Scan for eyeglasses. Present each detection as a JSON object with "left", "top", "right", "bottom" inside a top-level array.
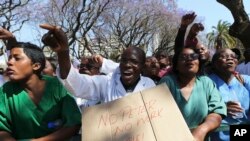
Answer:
[
  {"left": 179, "top": 53, "right": 199, "bottom": 61},
  {"left": 219, "top": 54, "right": 238, "bottom": 60}
]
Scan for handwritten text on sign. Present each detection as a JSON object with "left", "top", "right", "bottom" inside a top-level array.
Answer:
[{"left": 97, "top": 99, "right": 163, "bottom": 139}]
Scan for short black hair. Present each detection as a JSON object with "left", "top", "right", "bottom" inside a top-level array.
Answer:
[{"left": 12, "top": 42, "right": 46, "bottom": 78}]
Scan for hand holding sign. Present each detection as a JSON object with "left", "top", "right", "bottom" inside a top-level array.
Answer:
[{"left": 40, "top": 24, "right": 69, "bottom": 52}]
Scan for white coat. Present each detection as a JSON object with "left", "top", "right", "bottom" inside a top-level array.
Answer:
[{"left": 56, "top": 61, "right": 155, "bottom": 103}]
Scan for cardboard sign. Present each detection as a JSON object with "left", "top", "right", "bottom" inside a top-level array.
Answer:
[{"left": 82, "top": 84, "right": 194, "bottom": 141}]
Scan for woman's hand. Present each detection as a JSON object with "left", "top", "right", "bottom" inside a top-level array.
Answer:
[
  {"left": 226, "top": 101, "right": 244, "bottom": 116},
  {"left": 191, "top": 113, "right": 222, "bottom": 141},
  {"left": 191, "top": 127, "right": 207, "bottom": 141},
  {"left": 181, "top": 12, "right": 197, "bottom": 27}
]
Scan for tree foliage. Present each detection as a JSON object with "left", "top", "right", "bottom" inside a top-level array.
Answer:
[
  {"left": 206, "top": 20, "right": 237, "bottom": 49},
  {"left": 0, "top": 0, "right": 32, "bottom": 31},
  {"left": 1, "top": 0, "right": 180, "bottom": 59},
  {"left": 92, "top": 0, "right": 180, "bottom": 57},
  {"left": 30, "top": 0, "right": 111, "bottom": 58},
  {"left": 216, "top": 0, "right": 250, "bottom": 49},
  {"left": 0, "top": 0, "right": 33, "bottom": 48}
]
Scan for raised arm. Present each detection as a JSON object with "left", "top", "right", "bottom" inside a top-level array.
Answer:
[
  {"left": 40, "top": 24, "right": 106, "bottom": 100},
  {"left": 174, "top": 12, "right": 196, "bottom": 53},
  {"left": 40, "top": 24, "right": 70, "bottom": 79}
]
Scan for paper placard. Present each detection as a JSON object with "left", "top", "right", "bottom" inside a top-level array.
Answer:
[{"left": 82, "top": 84, "right": 194, "bottom": 141}]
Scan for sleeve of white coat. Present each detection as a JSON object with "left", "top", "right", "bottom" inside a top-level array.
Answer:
[
  {"left": 56, "top": 64, "right": 106, "bottom": 101},
  {"left": 100, "top": 58, "right": 119, "bottom": 74}
]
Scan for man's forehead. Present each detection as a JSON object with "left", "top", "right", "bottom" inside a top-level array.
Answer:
[
  {"left": 122, "top": 50, "right": 140, "bottom": 57},
  {"left": 196, "top": 44, "right": 207, "bottom": 50},
  {"left": 121, "top": 54, "right": 139, "bottom": 60},
  {"left": 197, "top": 43, "right": 205, "bottom": 47}
]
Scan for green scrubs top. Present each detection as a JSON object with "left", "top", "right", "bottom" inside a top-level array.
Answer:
[
  {"left": 0, "top": 75, "right": 81, "bottom": 139},
  {"left": 159, "top": 75, "right": 226, "bottom": 129}
]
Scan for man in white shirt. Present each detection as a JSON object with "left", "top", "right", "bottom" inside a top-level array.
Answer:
[{"left": 40, "top": 24, "right": 155, "bottom": 103}]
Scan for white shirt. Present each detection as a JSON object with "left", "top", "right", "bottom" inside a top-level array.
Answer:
[
  {"left": 56, "top": 64, "right": 155, "bottom": 103},
  {"left": 236, "top": 61, "right": 250, "bottom": 75}
]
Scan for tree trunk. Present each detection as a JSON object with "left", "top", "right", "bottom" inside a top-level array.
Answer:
[{"left": 217, "top": 0, "right": 250, "bottom": 49}]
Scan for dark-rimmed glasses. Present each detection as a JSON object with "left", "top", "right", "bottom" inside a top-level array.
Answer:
[{"left": 179, "top": 53, "right": 199, "bottom": 61}]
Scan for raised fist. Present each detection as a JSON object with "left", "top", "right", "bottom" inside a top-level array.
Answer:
[{"left": 181, "top": 12, "right": 197, "bottom": 27}]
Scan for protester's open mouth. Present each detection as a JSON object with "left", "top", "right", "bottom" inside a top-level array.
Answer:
[
  {"left": 226, "top": 62, "right": 235, "bottom": 67},
  {"left": 122, "top": 71, "right": 133, "bottom": 78},
  {"left": 227, "top": 60, "right": 235, "bottom": 65}
]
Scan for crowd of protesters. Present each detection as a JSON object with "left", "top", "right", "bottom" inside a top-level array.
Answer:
[{"left": 0, "top": 11, "right": 249, "bottom": 141}]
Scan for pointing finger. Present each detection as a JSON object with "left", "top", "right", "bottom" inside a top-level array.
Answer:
[{"left": 39, "top": 24, "right": 56, "bottom": 31}]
